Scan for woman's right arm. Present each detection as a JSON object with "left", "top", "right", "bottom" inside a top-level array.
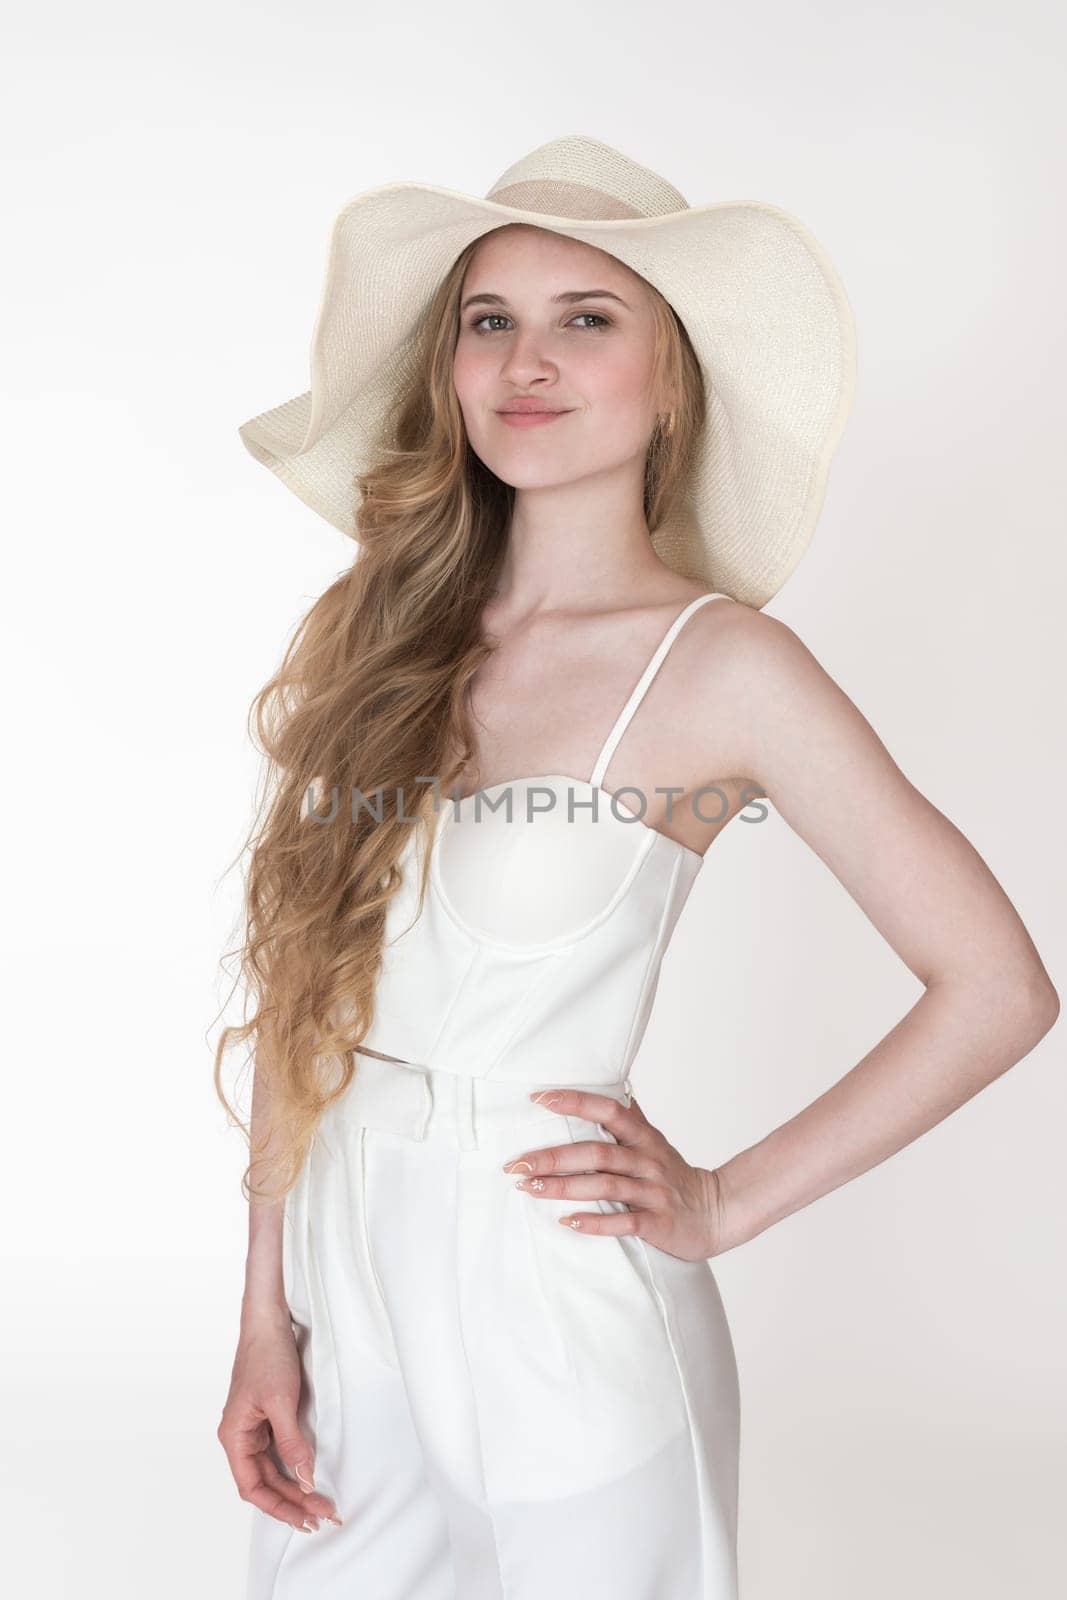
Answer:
[
  {"left": 216, "top": 1060, "right": 342, "bottom": 1534},
  {"left": 240, "top": 1060, "right": 293, "bottom": 1332}
]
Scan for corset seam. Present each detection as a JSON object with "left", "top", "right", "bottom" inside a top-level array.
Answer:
[{"left": 617, "top": 846, "right": 686, "bottom": 1072}]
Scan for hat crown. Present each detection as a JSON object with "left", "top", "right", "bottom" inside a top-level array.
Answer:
[{"left": 485, "top": 134, "right": 689, "bottom": 222}]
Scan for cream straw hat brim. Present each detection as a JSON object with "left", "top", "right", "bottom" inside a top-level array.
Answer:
[{"left": 238, "top": 134, "right": 857, "bottom": 609}]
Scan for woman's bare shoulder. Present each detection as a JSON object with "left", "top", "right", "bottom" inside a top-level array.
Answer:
[{"left": 685, "top": 596, "right": 837, "bottom": 717}]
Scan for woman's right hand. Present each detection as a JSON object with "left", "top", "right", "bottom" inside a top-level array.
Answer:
[{"left": 217, "top": 1313, "right": 342, "bottom": 1532}]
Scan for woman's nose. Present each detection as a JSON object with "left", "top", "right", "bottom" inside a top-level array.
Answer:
[{"left": 497, "top": 331, "right": 559, "bottom": 385}]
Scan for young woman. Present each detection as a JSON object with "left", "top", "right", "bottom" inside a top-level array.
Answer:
[{"left": 216, "top": 135, "right": 1059, "bottom": 1599}]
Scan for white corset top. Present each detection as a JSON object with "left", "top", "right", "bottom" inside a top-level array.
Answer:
[{"left": 358, "top": 592, "right": 732, "bottom": 1084}]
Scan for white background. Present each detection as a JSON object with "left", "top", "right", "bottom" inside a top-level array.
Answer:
[{"left": 2, "top": 1, "right": 1064, "bottom": 1594}]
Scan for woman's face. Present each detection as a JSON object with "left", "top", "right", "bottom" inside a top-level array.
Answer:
[{"left": 452, "top": 225, "right": 662, "bottom": 492}]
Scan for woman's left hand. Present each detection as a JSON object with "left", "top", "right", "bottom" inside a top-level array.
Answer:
[{"left": 503, "top": 1087, "right": 725, "bottom": 1262}]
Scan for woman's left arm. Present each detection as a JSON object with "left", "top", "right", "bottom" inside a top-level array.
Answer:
[{"left": 709, "top": 608, "right": 1060, "bottom": 1254}]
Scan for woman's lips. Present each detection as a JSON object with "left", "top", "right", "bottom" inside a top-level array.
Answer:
[{"left": 496, "top": 409, "right": 573, "bottom": 428}]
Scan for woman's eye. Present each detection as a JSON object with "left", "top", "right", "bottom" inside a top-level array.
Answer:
[{"left": 468, "top": 312, "right": 611, "bottom": 334}]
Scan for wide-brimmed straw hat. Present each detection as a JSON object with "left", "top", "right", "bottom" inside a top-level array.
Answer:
[{"left": 238, "top": 133, "right": 856, "bottom": 609}]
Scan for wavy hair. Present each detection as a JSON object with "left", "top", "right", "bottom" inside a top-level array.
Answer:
[{"left": 213, "top": 224, "right": 707, "bottom": 1201}]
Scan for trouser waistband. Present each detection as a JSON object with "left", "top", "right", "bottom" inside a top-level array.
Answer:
[{"left": 325, "top": 1052, "right": 634, "bottom": 1153}]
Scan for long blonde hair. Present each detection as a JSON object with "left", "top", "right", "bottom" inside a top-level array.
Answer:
[{"left": 213, "top": 225, "right": 707, "bottom": 1200}]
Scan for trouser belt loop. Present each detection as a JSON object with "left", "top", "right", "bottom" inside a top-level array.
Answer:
[{"left": 414, "top": 1066, "right": 433, "bottom": 1139}]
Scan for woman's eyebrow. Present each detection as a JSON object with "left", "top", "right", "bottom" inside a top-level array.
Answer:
[{"left": 460, "top": 288, "right": 631, "bottom": 311}]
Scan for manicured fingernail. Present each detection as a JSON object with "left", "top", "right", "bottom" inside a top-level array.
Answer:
[
  {"left": 299, "top": 1517, "right": 318, "bottom": 1533},
  {"left": 531, "top": 1091, "right": 563, "bottom": 1106},
  {"left": 503, "top": 1159, "right": 534, "bottom": 1173},
  {"left": 294, "top": 1461, "right": 314, "bottom": 1492},
  {"left": 560, "top": 1215, "right": 582, "bottom": 1228},
  {"left": 325, "top": 1515, "right": 343, "bottom": 1527}
]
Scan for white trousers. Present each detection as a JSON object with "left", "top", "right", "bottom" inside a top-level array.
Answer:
[{"left": 246, "top": 1056, "right": 741, "bottom": 1599}]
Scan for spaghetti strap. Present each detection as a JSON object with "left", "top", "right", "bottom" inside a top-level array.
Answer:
[{"left": 589, "top": 592, "right": 730, "bottom": 789}]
